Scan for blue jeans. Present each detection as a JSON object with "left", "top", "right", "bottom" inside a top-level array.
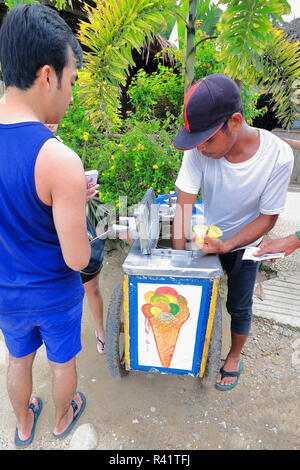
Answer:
[{"left": 219, "top": 250, "right": 260, "bottom": 335}]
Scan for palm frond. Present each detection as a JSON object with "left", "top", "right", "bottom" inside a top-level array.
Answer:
[
  {"left": 257, "top": 29, "right": 300, "bottom": 129},
  {"left": 196, "top": 0, "right": 221, "bottom": 36},
  {"left": 77, "top": 0, "right": 178, "bottom": 131},
  {"left": 217, "top": 0, "right": 290, "bottom": 79},
  {"left": 4, "top": 0, "right": 73, "bottom": 8},
  {"left": 215, "top": 1, "right": 298, "bottom": 129}
]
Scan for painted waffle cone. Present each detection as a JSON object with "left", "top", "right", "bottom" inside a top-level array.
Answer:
[{"left": 148, "top": 303, "right": 190, "bottom": 368}]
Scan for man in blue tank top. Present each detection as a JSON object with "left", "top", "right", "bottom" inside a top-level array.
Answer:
[{"left": 0, "top": 4, "right": 91, "bottom": 446}]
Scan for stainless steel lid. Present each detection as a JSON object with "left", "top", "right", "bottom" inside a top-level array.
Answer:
[{"left": 123, "top": 240, "right": 223, "bottom": 279}]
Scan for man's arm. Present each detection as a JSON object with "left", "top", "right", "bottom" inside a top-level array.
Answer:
[
  {"left": 197, "top": 213, "right": 278, "bottom": 254},
  {"left": 35, "top": 138, "right": 91, "bottom": 271},
  {"left": 280, "top": 137, "right": 300, "bottom": 151},
  {"left": 172, "top": 190, "right": 197, "bottom": 250},
  {"left": 256, "top": 233, "right": 300, "bottom": 257}
]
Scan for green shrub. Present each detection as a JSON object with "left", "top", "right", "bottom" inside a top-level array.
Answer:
[
  {"left": 128, "top": 65, "right": 183, "bottom": 122},
  {"left": 57, "top": 86, "right": 182, "bottom": 209},
  {"left": 128, "top": 29, "right": 266, "bottom": 125},
  {"left": 57, "top": 82, "right": 101, "bottom": 169},
  {"left": 57, "top": 39, "right": 266, "bottom": 214},
  {"left": 94, "top": 118, "right": 182, "bottom": 209}
]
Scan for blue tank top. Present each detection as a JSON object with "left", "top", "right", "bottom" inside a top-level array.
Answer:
[{"left": 0, "top": 122, "right": 84, "bottom": 314}]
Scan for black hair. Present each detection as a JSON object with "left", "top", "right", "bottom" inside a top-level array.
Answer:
[
  {"left": 221, "top": 108, "right": 244, "bottom": 132},
  {"left": 0, "top": 3, "right": 83, "bottom": 89}
]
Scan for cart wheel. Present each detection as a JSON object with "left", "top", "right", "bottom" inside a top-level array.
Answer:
[
  {"left": 106, "top": 282, "right": 128, "bottom": 378},
  {"left": 201, "top": 294, "right": 222, "bottom": 386}
]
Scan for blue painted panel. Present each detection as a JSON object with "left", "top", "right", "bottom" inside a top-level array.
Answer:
[{"left": 127, "top": 275, "right": 213, "bottom": 376}]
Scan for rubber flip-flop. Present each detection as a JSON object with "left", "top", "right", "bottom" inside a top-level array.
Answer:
[
  {"left": 15, "top": 397, "right": 43, "bottom": 448},
  {"left": 215, "top": 362, "right": 244, "bottom": 391},
  {"left": 95, "top": 331, "right": 106, "bottom": 354},
  {"left": 53, "top": 392, "right": 86, "bottom": 439}
]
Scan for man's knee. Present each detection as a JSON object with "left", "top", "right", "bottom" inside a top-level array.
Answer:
[
  {"left": 49, "top": 356, "right": 77, "bottom": 376},
  {"left": 8, "top": 351, "right": 36, "bottom": 371},
  {"left": 228, "top": 308, "right": 252, "bottom": 335}
]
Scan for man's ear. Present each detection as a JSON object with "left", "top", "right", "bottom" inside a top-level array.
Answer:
[
  {"left": 36, "top": 65, "right": 53, "bottom": 90},
  {"left": 228, "top": 112, "right": 243, "bottom": 132}
]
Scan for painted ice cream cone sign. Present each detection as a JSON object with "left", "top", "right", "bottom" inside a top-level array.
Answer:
[
  {"left": 141, "top": 286, "right": 190, "bottom": 368},
  {"left": 193, "top": 225, "right": 223, "bottom": 244}
]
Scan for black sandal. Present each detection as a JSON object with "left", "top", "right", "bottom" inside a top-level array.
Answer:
[{"left": 95, "top": 331, "right": 106, "bottom": 354}]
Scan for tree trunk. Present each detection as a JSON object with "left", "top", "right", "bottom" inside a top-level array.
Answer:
[{"left": 184, "top": 0, "right": 198, "bottom": 94}]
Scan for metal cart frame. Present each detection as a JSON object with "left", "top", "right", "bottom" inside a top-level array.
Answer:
[{"left": 106, "top": 189, "right": 223, "bottom": 385}]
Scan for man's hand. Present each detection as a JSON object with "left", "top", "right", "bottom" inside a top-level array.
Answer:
[
  {"left": 192, "top": 233, "right": 229, "bottom": 254},
  {"left": 86, "top": 179, "right": 99, "bottom": 203},
  {"left": 256, "top": 234, "right": 300, "bottom": 258},
  {"left": 195, "top": 213, "right": 278, "bottom": 255}
]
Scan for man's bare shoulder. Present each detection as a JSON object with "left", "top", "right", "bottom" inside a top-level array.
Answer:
[
  {"left": 38, "top": 137, "right": 82, "bottom": 169},
  {"left": 35, "top": 137, "right": 85, "bottom": 203}
]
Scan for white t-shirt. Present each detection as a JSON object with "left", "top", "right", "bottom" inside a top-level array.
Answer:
[{"left": 175, "top": 128, "right": 294, "bottom": 248}]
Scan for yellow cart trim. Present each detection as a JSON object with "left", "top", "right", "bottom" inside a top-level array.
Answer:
[
  {"left": 123, "top": 275, "right": 130, "bottom": 369},
  {"left": 199, "top": 279, "right": 219, "bottom": 377}
]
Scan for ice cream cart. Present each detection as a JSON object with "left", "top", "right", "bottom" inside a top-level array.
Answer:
[{"left": 106, "top": 189, "right": 224, "bottom": 384}]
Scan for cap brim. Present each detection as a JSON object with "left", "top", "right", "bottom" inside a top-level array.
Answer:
[{"left": 173, "top": 122, "right": 224, "bottom": 151}]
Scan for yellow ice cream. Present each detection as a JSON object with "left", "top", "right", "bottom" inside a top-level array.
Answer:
[{"left": 193, "top": 225, "right": 223, "bottom": 244}]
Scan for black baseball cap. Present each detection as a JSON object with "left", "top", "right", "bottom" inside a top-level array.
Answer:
[{"left": 174, "top": 73, "right": 242, "bottom": 150}]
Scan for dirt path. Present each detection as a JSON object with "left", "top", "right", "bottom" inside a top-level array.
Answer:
[{"left": 0, "top": 248, "right": 299, "bottom": 451}]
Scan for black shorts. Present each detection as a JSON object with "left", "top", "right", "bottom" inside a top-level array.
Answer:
[
  {"left": 80, "top": 263, "right": 103, "bottom": 284},
  {"left": 80, "top": 217, "right": 106, "bottom": 284}
]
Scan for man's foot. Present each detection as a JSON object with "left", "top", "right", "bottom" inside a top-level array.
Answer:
[
  {"left": 215, "top": 360, "right": 244, "bottom": 391},
  {"left": 53, "top": 392, "right": 86, "bottom": 439},
  {"left": 216, "top": 356, "right": 242, "bottom": 387},
  {"left": 95, "top": 330, "right": 106, "bottom": 354},
  {"left": 15, "top": 397, "right": 43, "bottom": 447}
]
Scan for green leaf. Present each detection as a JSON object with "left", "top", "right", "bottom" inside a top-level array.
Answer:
[{"left": 78, "top": 0, "right": 177, "bottom": 130}]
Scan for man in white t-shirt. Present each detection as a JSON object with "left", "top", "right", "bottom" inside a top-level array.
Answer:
[{"left": 172, "top": 73, "right": 294, "bottom": 391}]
